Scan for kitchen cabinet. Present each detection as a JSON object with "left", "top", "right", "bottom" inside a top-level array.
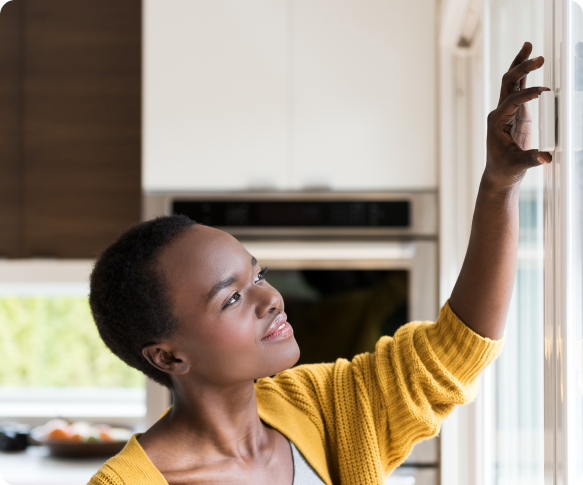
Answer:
[
  {"left": 291, "top": 0, "right": 437, "bottom": 190},
  {"left": 143, "top": 0, "right": 437, "bottom": 192},
  {"left": 143, "top": 0, "right": 288, "bottom": 191},
  {"left": 0, "top": 0, "right": 141, "bottom": 258},
  {"left": 0, "top": 2, "right": 20, "bottom": 257}
]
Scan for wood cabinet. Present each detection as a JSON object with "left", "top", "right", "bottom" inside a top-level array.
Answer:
[
  {"left": 0, "top": 0, "right": 141, "bottom": 258},
  {"left": 143, "top": 0, "right": 437, "bottom": 192},
  {"left": 0, "top": 2, "right": 20, "bottom": 256}
]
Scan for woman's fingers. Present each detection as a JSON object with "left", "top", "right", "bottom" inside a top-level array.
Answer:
[
  {"left": 498, "top": 56, "right": 544, "bottom": 106},
  {"left": 521, "top": 148, "right": 553, "bottom": 168},
  {"left": 508, "top": 42, "right": 533, "bottom": 70},
  {"left": 501, "top": 145, "right": 553, "bottom": 171},
  {"left": 494, "top": 87, "right": 550, "bottom": 122},
  {"left": 538, "top": 151, "right": 553, "bottom": 164}
]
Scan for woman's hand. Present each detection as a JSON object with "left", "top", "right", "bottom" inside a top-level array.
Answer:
[{"left": 485, "top": 42, "right": 552, "bottom": 192}]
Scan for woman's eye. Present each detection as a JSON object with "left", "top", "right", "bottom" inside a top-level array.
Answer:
[
  {"left": 225, "top": 292, "right": 240, "bottom": 307},
  {"left": 255, "top": 267, "right": 268, "bottom": 283}
]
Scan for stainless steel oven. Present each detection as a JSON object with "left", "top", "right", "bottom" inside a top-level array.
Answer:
[{"left": 143, "top": 190, "right": 439, "bottom": 482}]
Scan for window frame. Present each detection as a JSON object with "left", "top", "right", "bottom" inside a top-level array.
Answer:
[
  {"left": 542, "top": 0, "right": 583, "bottom": 482},
  {"left": 439, "top": 0, "right": 494, "bottom": 484}
]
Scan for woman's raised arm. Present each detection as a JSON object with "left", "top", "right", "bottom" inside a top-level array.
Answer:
[{"left": 448, "top": 42, "right": 552, "bottom": 340}]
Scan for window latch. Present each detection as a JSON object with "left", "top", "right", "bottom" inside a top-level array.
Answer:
[{"left": 539, "top": 90, "right": 556, "bottom": 152}]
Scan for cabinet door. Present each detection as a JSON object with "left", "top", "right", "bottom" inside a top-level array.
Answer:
[
  {"left": 20, "top": 0, "right": 141, "bottom": 258},
  {"left": 0, "top": 2, "right": 20, "bottom": 257},
  {"left": 143, "top": 0, "right": 288, "bottom": 191},
  {"left": 292, "top": 0, "right": 437, "bottom": 190}
]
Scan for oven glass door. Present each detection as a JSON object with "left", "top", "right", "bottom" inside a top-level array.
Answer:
[{"left": 267, "top": 267, "right": 408, "bottom": 365}]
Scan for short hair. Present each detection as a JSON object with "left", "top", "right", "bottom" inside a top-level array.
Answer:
[{"left": 89, "top": 215, "right": 197, "bottom": 389}]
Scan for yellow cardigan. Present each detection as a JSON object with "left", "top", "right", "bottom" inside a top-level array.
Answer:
[{"left": 88, "top": 301, "right": 503, "bottom": 485}]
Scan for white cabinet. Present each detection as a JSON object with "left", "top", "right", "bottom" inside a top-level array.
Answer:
[
  {"left": 143, "top": 0, "right": 437, "bottom": 192},
  {"left": 143, "top": 0, "right": 288, "bottom": 191},
  {"left": 292, "top": 0, "right": 437, "bottom": 190}
]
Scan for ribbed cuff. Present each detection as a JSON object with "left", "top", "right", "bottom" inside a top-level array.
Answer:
[{"left": 426, "top": 300, "right": 504, "bottom": 386}]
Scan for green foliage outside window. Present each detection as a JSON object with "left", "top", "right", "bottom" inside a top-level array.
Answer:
[{"left": 0, "top": 297, "right": 144, "bottom": 388}]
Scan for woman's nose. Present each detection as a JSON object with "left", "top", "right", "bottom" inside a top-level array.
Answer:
[{"left": 254, "top": 285, "right": 281, "bottom": 318}]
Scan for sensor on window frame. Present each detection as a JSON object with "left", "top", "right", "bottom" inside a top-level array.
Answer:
[{"left": 539, "top": 90, "right": 556, "bottom": 152}]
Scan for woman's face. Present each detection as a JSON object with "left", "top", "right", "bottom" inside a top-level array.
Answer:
[{"left": 154, "top": 224, "right": 300, "bottom": 386}]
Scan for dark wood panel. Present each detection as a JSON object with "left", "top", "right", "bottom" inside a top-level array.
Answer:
[
  {"left": 0, "top": 1, "right": 21, "bottom": 257},
  {"left": 22, "top": 0, "right": 141, "bottom": 257}
]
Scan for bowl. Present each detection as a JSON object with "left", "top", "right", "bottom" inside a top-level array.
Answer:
[{"left": 30, "top": 425, "right": 132, "bottom": 458}]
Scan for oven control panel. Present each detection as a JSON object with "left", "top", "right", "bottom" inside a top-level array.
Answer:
[{"left": 172, "top": 200, "right": 410, "bottom": 227}]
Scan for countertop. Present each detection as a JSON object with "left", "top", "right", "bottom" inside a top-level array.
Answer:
[{"left": 0, "top": 446, "right": 105, "bottom": 485}]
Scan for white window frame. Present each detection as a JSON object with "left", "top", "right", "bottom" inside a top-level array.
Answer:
[
  {"left": 439, "top": 0, "right": 494, "bottom": 484},
  {"left": 543, "top": 0, "right": 581, "bottom": 482}
]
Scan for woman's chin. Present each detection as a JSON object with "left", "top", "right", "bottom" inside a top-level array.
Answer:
[{"left": 259, "top": 340, "right": 301, "bottom": 378}]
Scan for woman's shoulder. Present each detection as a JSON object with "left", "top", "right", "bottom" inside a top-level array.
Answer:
[{"left": 87, "top": 434, "right": 168, "bottom": 485}]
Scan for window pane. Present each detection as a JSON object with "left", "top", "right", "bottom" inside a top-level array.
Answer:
[
  {"left": 489, "top": 0, "right": 544, "bottom": 483},
  {"left": 0, "top": 296, "right": 143, "bottom": 388},
  {"left": 494, "top": 184, "right": 544, "bottom": 485},
  {"left": 570, "top": 0, "right": 583, "bottom": 481},
  {"left": 0, "top": 295, "right": 145, "bottom": 419}
]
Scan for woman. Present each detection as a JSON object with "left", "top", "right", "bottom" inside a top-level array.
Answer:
[{"left": 88, "top": 43, "right": 550, "bottom": 485}]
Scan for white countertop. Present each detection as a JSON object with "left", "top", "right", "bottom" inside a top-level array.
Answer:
[{"left": 0, "top": 446, "right": 105, "bottom": 485}]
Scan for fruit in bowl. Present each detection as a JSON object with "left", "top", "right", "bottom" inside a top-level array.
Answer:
[
  {"left": 31, "top": 419, "right": 134, "bottom": 457},
  {"left": 39, "top": 419, "right": 132, "bottom": 443}
]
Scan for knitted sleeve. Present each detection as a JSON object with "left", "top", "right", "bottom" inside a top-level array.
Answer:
[
  {"left": 87, "top": 470, "right": 122, "bottom": 485},
  {"left": 255, "top": 300, "right": 504, "bottom": 483}
]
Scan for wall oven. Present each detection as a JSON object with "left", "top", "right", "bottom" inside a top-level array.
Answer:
[{"left": 143, "top": 191, "right": 439, "bottom": 484}]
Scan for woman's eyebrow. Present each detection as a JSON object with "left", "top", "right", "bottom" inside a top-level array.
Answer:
[
  {"left": 206, "top": 275, "right": 239, "bottom": 303},
  {"left": 205, "top": 256, "right": 257, "bottom": 304}
]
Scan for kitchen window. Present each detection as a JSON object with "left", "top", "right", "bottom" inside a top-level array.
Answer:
[
  {"left": 443, "top": 0, "right": 583, "bottom": 483},
  {"left": 0, "top": 261, "right": 146, "bottom": 428}
]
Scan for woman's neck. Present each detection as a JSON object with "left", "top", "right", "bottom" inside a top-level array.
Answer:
[{"left": 141, "top": 379, "right": 271, "bottom": 463}]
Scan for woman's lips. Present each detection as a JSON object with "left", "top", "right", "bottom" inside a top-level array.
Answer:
[{"left": 261, "top": 319, "right": 294, "bottom": 342}]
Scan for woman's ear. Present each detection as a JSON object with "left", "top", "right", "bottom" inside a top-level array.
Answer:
[{"left": 142, "top": 344, "right": 191, "bottom": 376}]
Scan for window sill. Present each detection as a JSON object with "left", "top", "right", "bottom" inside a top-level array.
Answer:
[{"left": 0, "top": 388, "right": 146, "bottom": 428}]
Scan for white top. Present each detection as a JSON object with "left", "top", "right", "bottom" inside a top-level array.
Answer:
[{"left": 290, "top": 440, "right": 326, "bottom": 485}]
